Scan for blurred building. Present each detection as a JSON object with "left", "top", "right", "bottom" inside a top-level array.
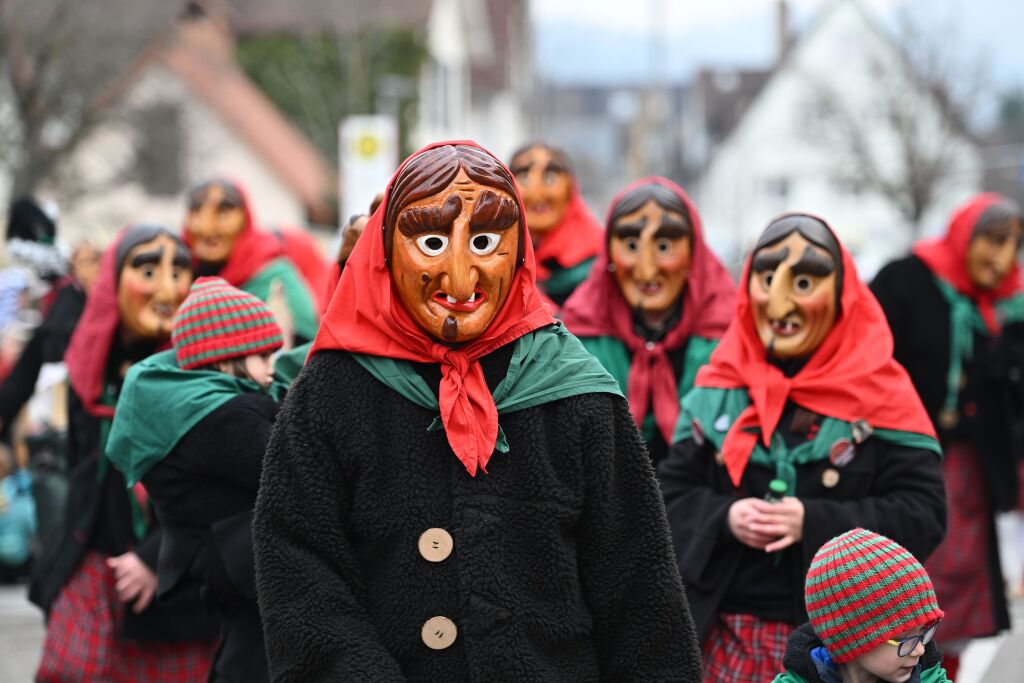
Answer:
[
  {"left": 44, "top": 9, "right": 334, "bottom": 244},
  {"left": 692, "top": 0, "right": 982, "bottom": 273}
]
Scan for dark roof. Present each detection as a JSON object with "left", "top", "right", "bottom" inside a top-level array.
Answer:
[{"left": 691, "top": 68, "right": 772, "bottom": 144}]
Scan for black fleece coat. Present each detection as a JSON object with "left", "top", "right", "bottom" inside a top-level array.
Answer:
[
  {"left": 871, "top": 255, "right": 1024, "bottom": 634},
  {"left": 254, "top": 344, "right": 702, "bottom": 682},
  {"left": 28, "top": 350, "right": 219, "bottom": 643},
  {"left": 777, "top": 622, "right": 945, "bottom": 683},
  {"left": 144, "top": 391, "right": 279, "bottom": 683},
  {"left": 658, "top": 404, "right": 946, "bottom": 643}
]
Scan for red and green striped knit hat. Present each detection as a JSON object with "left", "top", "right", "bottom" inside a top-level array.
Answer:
[
  {"left": 172, "top": 277, "right": 283, "bottom": 370},
  {"left": 804, "top": 528, "right": 943, "bottom": 663}
]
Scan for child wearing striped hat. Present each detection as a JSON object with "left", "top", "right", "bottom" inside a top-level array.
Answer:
[
  {"left": 774, "top": 528, "right": 950, "bottom": 683},
  {"left": 107, "top": 276, "right": 286, "bottom": 682}
]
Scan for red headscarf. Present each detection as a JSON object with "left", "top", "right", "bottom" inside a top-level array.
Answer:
[
  {"left": 65, "top": 228, "right": 175, "bottom": 418},
  {"left": 696, "top": 214, "right": 936, "bottom": 486},
  {"left": 561, "top": 177, "right": 735, "bottom": 442},
  {"left": 183, "top": 179, "right": 283, "bottom": 287},
  {"left": 311, "top": 141, "right": 555, "bottom": 476},
  {"left": 532, "top": 182, "right": 605, "bottom": 282},
  {"left": 913, "top": 193, "right": 1024, "bottom": 333}
]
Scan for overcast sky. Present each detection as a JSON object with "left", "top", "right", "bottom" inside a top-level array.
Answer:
[{"left": 531, "top": 0, "right": 1023, "bottom": 92}]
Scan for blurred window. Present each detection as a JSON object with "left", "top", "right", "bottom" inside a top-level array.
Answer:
[{"left": 134, "top": 103, "right": 184, "bottom": 197}]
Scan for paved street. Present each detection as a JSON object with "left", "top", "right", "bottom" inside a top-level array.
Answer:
[{"left": 0, "top": 583, "right": 1021, "bottom": 682}]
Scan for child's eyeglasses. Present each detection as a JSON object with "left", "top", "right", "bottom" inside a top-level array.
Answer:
[{"left": 885, "top": 620, "right": 940, "bottom": 657}]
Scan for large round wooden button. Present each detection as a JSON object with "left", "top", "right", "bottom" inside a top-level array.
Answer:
[
  {"left": 418, "top": 528, "right": 454, "bottom": 563},
  {"left": 421, "top": 616, "right": 457, "bottom": 650},
  {"left": 821, "top": 468, "right": 840, "bottom": 488}
]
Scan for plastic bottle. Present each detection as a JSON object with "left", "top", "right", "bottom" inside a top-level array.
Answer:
[{"left": 765, "top": 479, "right": 788, "bottom": 502}]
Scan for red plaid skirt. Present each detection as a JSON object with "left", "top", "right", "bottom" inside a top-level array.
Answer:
[
  {"left": 925, "top": 441, "right": 996, "bottom": 641},
  {"left": 702, "top": 612, "right": 793, "bottom": 683},
  {"left": 36, "top": 551, "right": 216, "bottom": 682}
]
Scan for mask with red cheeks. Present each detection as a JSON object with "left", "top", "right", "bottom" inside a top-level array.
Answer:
[
  {"left": 748, "top": 230, "right": 839, "bottom": 359},
  {"left": 966, "top": 210, "right": 1023, "bottom": 290},
  {"left": 117, "top": 233, "right": 194, "bottom": 342},
  {"left": 509, "top": 145, "right": 571, "bottom": 238},
  {"left": 185, "top": 181, "right": 246, "bottom": 265},
  {"left": 608, "top": 199, "right": 692, "bottom": 321},
  {"left": 389, "top": 169, "right": 520, "bottom": 344}
]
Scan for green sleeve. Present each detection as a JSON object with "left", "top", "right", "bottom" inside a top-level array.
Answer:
[{"left": 541, "top": 257, "right": 595, "bottom": 299}]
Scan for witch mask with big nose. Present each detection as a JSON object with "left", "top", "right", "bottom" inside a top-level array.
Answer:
[
  {"left": 389, "top": 169, "right": 520, "bottom": 344},
  {"left": 748, "top": 217, "right": 840, "bottom": 360}
]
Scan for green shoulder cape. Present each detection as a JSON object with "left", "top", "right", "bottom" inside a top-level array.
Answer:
[
  {"left": 351, "top": 322, "right": 623, "bottom": 453},
  {"left": 675, "top": 386, "right": 941, "bottom": 494},
  {"left": 106, "top": 350, "right": 285, "bottom": 486},
  {"left": 242, "top": 257, "right": 319, "bottom": 341}
]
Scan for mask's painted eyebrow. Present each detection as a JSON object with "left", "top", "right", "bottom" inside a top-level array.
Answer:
[
  {"left": 173, "top": 245, "right": 191, "bottom": 268},
  {"left": 130, "top": 247, "right": 165, "bottom": 269},
  {"left": 509, "top": 162, "right": 532, "bottom": 176},
  {"left": 543, "top": 161, "right": 568, "bottom": 175},
  {"left": 396, "top": 194, "right": 462, "bottom": 237},
  {"left": 751, "top": 245, "right": 790, "bottom": 272},
  {"left": 654, "top": 217, "right": 690, "bottom": 240},
  {"left": 469, "top": 190, "right": 518, "bottom": 232},
  {"left": 612, "top": 220, "right": 645, "bottom": 239},
  {"left": 790, "top": 246, "right": 835, "bottom": 277}
]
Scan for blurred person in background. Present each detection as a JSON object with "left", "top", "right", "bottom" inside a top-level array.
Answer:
[
  {"left": 0, "top": 442, "right": 35, "bottom": 584},
  {"left": 254, "top": 142, "right": 701, "bottom": 681},
  {"left": 562, "top": 177, "right": 734, "bottom": 467},
  {"left": 871, "top": 193, "right": 1024, "bottom": 678},
  {"left": 183, "top": 178, "right": 319, "bottom": 343},
  {"left": 660, "top": 214, "right": 947, "bottom": 683},
  {"left": 31, "top": 224, "right": 218, "bottom": 683},
  {"left": 108, "top": 277, "right": 287, "bottom": 683},
  {"left": 508, "top": 142, "right": 604, "bottom": 308}
]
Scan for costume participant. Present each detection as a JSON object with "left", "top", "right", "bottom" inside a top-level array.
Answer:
[
  {"left": 774, "top": 528, "right": 950, "bottom": 683},
  {"left": 508, "top": 142, "right": 604, "bottom": 306},
  {"left": 254, "top": 141, "right": 701, "bottom": 681},
  {"left": 562, "top": 177, "right": 734, "bottom": 466},
  {"left": 184, "top": 178, "right": 318, "bottom": 342},
  {"left": 31, "top": 225, "right": 218, "bottom": 682},
  {"left": 870, "top": 194, "right": 1024, "bottom": 675},
  {"left": 659, "top": 214, "right": 947, "bottom": 683},
  {"left": 107, "top": 277, "right": 285, "bottom": 683}
]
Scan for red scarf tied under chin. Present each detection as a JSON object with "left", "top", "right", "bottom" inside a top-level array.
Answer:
[
  {"left": 561, "top": 177, "right": 735, "bottom": 443},
  {"left": 311, "top": 140, "right": 555, "bottom": 477},
  {"left": 695, "top": 213, "right": 936, "bottom": 486}
]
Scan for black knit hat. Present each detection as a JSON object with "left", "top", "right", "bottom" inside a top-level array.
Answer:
[{"left": 6, "top": 197, "right": 56, "bottom": 245}]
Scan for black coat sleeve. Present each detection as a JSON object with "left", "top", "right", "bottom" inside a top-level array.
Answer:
[
  {"left": 253, "top": 363, "right": 405, "bottom": 682},
  {"left": 800, "top": 444, "right": 946, "bottom": 565},
  {"left": 576, "top": 396, "right": 702, "bottom": 681}
]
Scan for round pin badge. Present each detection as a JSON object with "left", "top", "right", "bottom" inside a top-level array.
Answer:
[
  {"left": 829, "top": 439, "right": 855, "bottom": 468},
  {"left": 821, "top": 468, "right": 840, "bottom": 488}
]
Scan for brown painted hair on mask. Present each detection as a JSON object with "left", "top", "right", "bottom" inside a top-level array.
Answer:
[
  {"left": 116, "top": 224, "right": 190, "bottom": 276},
  {"left": 186, "top": 178, "right": 243, "bottom": 212},
  {"left": 750, "top": 214, "right": 844, "bottom": 309},
  {"left": 607, "top": 183, "right": 693, "bottom": 243},
  {"left": 973, "top": 202, "right": 1022, "bottom": 237},
  {"left": 508, "top": 141, "right": 572, "bottom": 176},
  {"left": 383, "top": 145, "right": 524, "bottom": 261}
]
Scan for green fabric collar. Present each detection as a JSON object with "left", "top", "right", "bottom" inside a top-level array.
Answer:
[
  {"left": 933, "top": 277, "right": 1024, "bottom": 415},
  {"left": 106, "top": 349, "right": 284, "bottom": 486},
  {"left": 676, "top": 387, "right": 941, "bottom": 493},
  {"left": 351, "top": 323, "right": 623, "bottom": 453}
]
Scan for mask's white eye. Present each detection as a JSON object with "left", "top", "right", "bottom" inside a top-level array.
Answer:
[
  {"left": 794, "top": 275, "right": 814, "bottom": 293},
  {"left": 622, "top": 237, "right": 640, "bottom": 253},
  {"left": 655, "top": 238, "right": 674, "bottom": 254},
  {"left": 470, "top": 233, "right": 501, "bottom": 256},
  {"left": 415, "top": 234, "right": 448, "bottom": 256}
]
